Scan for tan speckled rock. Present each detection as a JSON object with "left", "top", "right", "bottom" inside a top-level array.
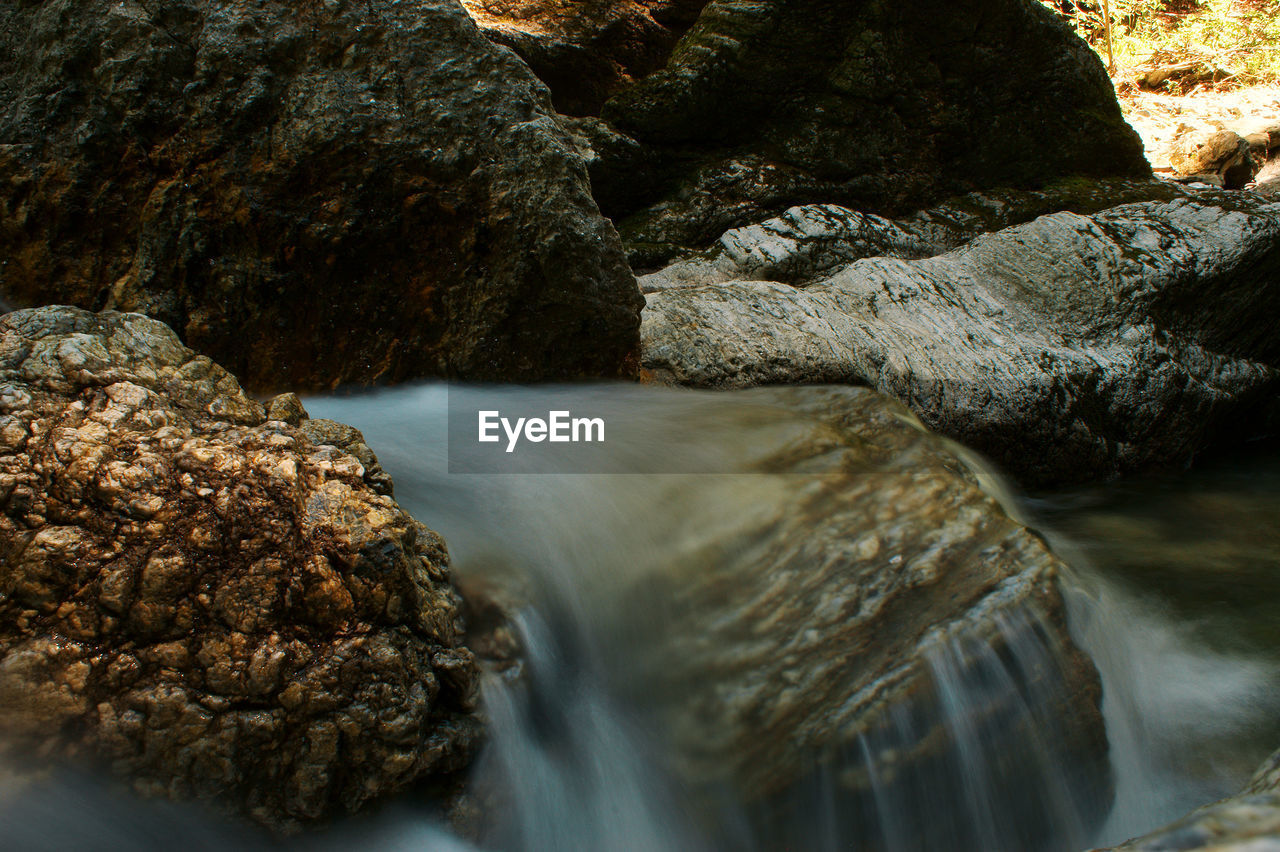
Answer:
[
  {"left": 0, "top": 306, "right": 479, "bottom": 830},
  {"left": 1169, "top": 129, "right": 1256, "bottom": 189}
]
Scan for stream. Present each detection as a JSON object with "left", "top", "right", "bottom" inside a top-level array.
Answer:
[{"left": 3, "top": 383, "right": 1278, "bottom": 851}]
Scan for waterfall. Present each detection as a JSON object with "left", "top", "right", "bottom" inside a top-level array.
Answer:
[
  {"left": 748, "top": 601, "right": 1105, "bottom": 852},
  {"left": 309, "top": 384, "right": 1113, "bottom": 851}
]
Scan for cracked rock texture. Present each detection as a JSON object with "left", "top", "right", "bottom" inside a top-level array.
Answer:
[
  {"left": 584, "top": 0, "right": 1150, "bottom": 262},
  {"left": 642, "top": 194, "right": 1280, "bottom": 486},
  {"left": 638, "top": 179, "right": 1185, "bottom": 292},
  {"left": 0, "top": 0, "right": 642, "bottom": 391},
  {"left": 0, "top": 306, "right": 480, "bottom": 829}
]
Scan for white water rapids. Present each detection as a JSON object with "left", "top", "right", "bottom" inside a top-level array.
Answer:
[{"left": 2, "top": 383, "right": 1277, "bottom": 851}]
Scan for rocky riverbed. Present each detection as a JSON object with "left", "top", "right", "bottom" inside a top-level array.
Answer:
[
  {"left": 1119, "top": 84, "right": 1280, "bottom": 177},
  {"left": 2, "top": 0, "right": 1280, "bottom": 848}
]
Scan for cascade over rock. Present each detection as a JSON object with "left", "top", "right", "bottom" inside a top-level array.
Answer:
[
  {"left": 1092, "top": 746, "right": 1280, "bottom": 851},
  {"left": 616, "top": 385, "right": 1111, "bottom": 846}
]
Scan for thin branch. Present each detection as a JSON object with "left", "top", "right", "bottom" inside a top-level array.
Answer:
[{"left": 1101, "top": 0, "right": 1117, "bottom": 74}]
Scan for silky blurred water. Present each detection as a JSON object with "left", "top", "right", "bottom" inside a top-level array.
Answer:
[
  {"left": 2, "top": 385, "right": 1276, "bottom": 852},
  {"left": 1031, "top": 442, "right": 1280, "bottom": 847}
]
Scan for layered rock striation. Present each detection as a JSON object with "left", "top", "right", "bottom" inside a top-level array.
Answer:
[{"left": 642, "top": 194, "right": 1280, "bottom": 485}]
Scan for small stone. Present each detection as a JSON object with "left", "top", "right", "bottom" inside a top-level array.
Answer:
[
  {"left": 265, "top": 393, "right": 308, "bottom": 425},
  {"left": 1169, "top": 129, "right": 1256, "bottom": 189},
  {"left": 1245, "top": 131, "right": 1272, "bottom": 155}
]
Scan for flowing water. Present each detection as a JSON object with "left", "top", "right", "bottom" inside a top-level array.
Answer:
[
  {"left": 1031, "top": 444, "right": 1280, "bottom": 846},
  {"left": 2, "top": 384, "right": 1278, "bottom": 851}
]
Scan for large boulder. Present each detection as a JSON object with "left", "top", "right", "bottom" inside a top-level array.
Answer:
[
  {"left": 0, "top": 306, "right": 480, "bottom": 829},
  {"left": 642, "top": 193, "right": 1280, "bottom": 486},
  {"left": 584, "top": 0, "right": 1151, "bottom": 262},
  {"left": 617, "top": 385, "right": 1111, "bottom": 849},
  {"left": 0, "top": 0, "right": 642, "bottom": 392}
]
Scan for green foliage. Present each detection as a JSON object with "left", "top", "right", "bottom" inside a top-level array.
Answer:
[{"left": 1041, "top": 0, "right": 1280, "bottom": 87}]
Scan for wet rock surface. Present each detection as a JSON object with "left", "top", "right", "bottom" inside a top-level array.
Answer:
[
  {"left": 584, "top": 0, "right": 1150, "bottom": 262},
  {"left": 642, "top": 193, "right": 1280, "bottom": 486},
  {"left": 0, "top": 306, "right": 480, "bottom": 829},
  {"left": 623, "top": 385, "right": 1109, "bottom": 848},
  {"left": 0, "top": 0, "right": 642, "bottom": 391}
]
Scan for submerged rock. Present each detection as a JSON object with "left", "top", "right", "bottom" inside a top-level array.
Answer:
[
  {"left": 642, "top": 194, "right": 1280, "bottom": 486},
  {"left": 586, "top": 0, "right": 1150, "bottom": 261},
  {"left": 623, "top": 385, "right": 1110, "bottom": 849},
  {"left": 0, "top": 0, "right": 642, "bottom": 391},
  {"left": 0, "top": 306, "right": 480, "bottom": 829}
]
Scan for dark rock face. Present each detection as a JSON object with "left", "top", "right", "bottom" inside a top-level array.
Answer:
[
  {"left": 586, "top": 0, "right": 1151, "bottom": 262},
  {"left": 461, "top": 0, "right": 709, "bottom": 116},
  {"left": 0, "top": 306, "right": 480, "bottom": 829},
  {"left": 0, "top": 0, "right": 642, "bottom": 392},
  {"left": 642, "top": 193, "right": 1280, "bottom": 487}
]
